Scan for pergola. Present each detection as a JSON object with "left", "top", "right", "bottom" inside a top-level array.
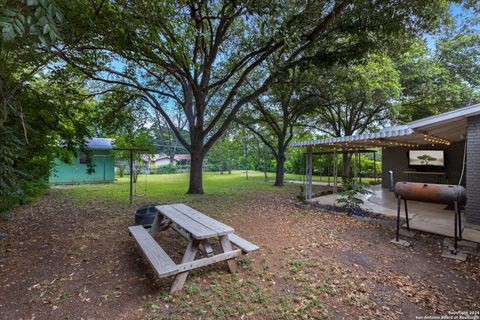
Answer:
[
  {"left": 302, "top": 149, "right": 378, "bottom": 200},
  {"left": 291, "top": 103, "right": 480, "bottom": 227},
  {"left": 292, "top": 123, "right": 454, "bottom": 200}
]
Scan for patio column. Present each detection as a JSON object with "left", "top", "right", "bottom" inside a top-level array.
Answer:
[
  {"left": 466, "top": 115, "right": 480, "bottom": 225},
  {"left": 333, "top": 149, "right": 338, "bottom": 194},
  {"left": 305, "top": 147, "right": 313, "bottom": 200}
]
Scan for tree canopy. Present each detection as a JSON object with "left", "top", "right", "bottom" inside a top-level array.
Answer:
[
  {"left": 1, "top": 0, "right": 478, "bottom": 211},
  {"left": 54, "top": 0, "right": 450, "bottom": 193}
]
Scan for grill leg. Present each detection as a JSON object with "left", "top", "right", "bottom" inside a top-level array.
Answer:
[
  {"left": 457, "top": 204, "right": 463, "bottom": 241},
  {"left": 404, "top": 199, "right": 410, "bottom": 230},
  {"left": 453, "top": 201, "right": 459, "bottom": 254},
  {"left": 396, "top": 196, "right": 402, "bottom": 242}
]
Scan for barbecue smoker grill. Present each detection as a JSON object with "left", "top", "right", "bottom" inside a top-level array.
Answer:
[{"left": 394, "top": 182, "right": 466, "bottom": 253}]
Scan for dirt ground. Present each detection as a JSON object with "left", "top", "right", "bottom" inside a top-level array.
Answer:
[{"left": 1, "top": 188, "right": 479, "bottom": 320}]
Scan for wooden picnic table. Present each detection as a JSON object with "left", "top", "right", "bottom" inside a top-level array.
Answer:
[{"left": 128, "top": 204, "right": 259, "bottom": 294}]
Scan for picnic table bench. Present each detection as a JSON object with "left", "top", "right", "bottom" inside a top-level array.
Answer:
[{"left": 128, "top": 203, "right": 259, "bottom": 294}]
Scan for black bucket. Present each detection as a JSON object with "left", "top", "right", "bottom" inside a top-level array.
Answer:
[{"left": 134, "top": 204, "right": 159, "bottom": 227}]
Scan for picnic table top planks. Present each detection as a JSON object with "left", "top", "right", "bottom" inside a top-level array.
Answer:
[{"left": 155, "top": 204, "right": 234, "bottom": 240}]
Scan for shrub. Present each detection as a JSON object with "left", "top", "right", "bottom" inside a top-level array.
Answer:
[
  {"left": 336, "top": 180, "right": 371, "bottom": 209},
  {"left": 154, "top": 164, "right": 178, "bottom": 174}
]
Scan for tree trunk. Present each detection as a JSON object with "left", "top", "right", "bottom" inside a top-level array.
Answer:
[
  {"left": 274, "top": 147, "right": 286, "bottom": 187},
  {"left": 188, "top": 148, "right": 204, "bottom": 194},
  {"left": 342, "top": 151, "right": 352, "bottom": 182}
]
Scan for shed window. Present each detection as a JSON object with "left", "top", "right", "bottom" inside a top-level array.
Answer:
[{"left": 79, "top": 153, "right": 88, "bottom": 164}]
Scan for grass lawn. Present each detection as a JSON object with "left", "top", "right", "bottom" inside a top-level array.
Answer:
[
  {"left": 58, "top": 170, "right": 297, "bottom": 204},
  {"left": 1, "top": 173, "right": 478, "bottom": 319},
  {"left": 59, "top": 170, "right": 379, "bottom": 205}
]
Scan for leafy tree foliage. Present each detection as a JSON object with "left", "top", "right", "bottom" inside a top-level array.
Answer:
[
  {"left": 207, "top": 135, "right": 242, "bottom": 174},
  {"left": 236, "top": 70, "right": 310, "bottom": 186},
  {"left": 0, "top": 76, "right": 94, "bottom": 214},
  {"left": 115, "top": 131, "right": 155, "bottom": 184},
  {"left": 91, "top": 89, "right": 157, "bottom": 182},
  {"left": 151, "top": 108, "right": 189, "bottom": 165},
  {"left": 0, "top": 0, "right": 63, "bottom": 46},
  {"left": 397, "top": 33, "right": 480, "bottom": 122},
  {"left": 57, "top": 0, "right": 448, "bottom": 194},
  {"left": 303, "top": 55, "right": 401, "bottom": 179},
  {"left": 1, "top": 0, "right": 64, "bottom": 127},
  {"left": 0, "top": 1, "right": 95, "bottom": 214},
  {"left": 305, "top": 55, "right": 401, "bottom": 137}
]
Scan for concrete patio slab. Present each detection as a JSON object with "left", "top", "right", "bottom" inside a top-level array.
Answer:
[
  {"left": 461, "top": 228, "right": 480, "bottom": 243},
  {"left": 399, "top": 229, "right": 418, "bottom": 238},
  {"left": 441, "top": 249, "right": 467, "bottom": 261},
  {"left": 403, "top": 214, "right": 459, "bottom": 238},
  {"left": 443, "top": 238, "right": 478, "bottom": 250},
  {"left": 390, "top": 239, "right": 411, "bottom": 247},
  {"left": 311, "top": 190, "right": 414, "bottom": 219},
  {"left": 310, "top": 185, "right": 480, "bottom": 244}
]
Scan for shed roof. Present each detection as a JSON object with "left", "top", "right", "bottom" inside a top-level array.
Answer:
[
  {"left": 291, "top": 103, "right": 480, "bottom": 149},
  {"left": 86, "top": 138, "right": 114, "bottom": 150}
]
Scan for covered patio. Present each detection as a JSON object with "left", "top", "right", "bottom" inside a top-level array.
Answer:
[
  {"left": 311, "top": 185, "right": 480, "bottom": 243},
  {"left": 292, "top": 103, "right": 480, "bottom": 243}
]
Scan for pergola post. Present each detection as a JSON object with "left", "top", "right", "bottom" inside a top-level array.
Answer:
[
  {"left": 129, "top": 149, "right": 133, "bottom": 205},
  {"left": 327, "top": 156, "right": 331, "bottom": 186},
  {"left": 304, "top": 151, "right": 308, "bottom": 199},
  {"left": 358, "top": 151, "right": 362, "bottom": 184},
  {"left": 305, "top": 147, "right": 313, "bottom": 200},
  {"left": 333, "top": 148, "right": 338, "bottom": 194}
]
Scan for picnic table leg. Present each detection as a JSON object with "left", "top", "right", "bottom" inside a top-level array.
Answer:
[
  {"left": 149, "top": 214, "right": 163, "bottom": 235},
  {"left": 219, "top": 235, "right": 237, "bottom": 274},
  {"left": 170, "top": 239, "right": 199, "bottom": 294}
]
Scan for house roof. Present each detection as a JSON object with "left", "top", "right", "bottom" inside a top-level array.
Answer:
[
  {"left": 143, "top": 153, "right": 170, "bottom": 162},
  {"left": 86, "top": 138, "right": 114, "bottom": 150},
  {"left": 291, "top": 103, "right": 480, "bottom": 149},
  {"left": 407, "top": 103, "right": 480, "bottom": 129},
  {"left": 174, "top": 154, "right": 191, "bottom": 160}
]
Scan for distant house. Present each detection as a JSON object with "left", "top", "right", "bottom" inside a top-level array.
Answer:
[
  {"left": 141, "top": 153, "right": 191, "bottom": 168},
  {"left": 49, "top": 138, "right": 115, "bottom": 184},
  {"left": 147, "top": 153, "right": 172, "bottom": 167},
  {"left": 174, "top": 154, "right": 191, "bottom": 166}
]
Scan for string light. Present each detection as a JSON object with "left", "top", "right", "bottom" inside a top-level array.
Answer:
[
  {"left": 325, "top": 139, "right": 420, "bottom": 149},
  {"left": 423, "top": 133, "right": 450, "bottom": 146}
]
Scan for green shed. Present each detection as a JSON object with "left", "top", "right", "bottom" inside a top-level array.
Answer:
[{"left": 49, "top": 138, "right": 115, "bottom": 184}]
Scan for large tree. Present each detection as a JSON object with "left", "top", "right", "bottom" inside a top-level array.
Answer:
[
  {"left": 1, "top": 0, "right": 64, "bottom": 129},
  {"left": 236, "top": 71, "right": 310, "bottom": 186},
  {"left": 0, "top": 1, "right": 96, "bottom": 213},
  {"left": 397, "top": 33, "right": 480, "bottom": 122},
  {"left": 57, "top": 0, "right": 448, "bottom": 193},
  {"left": 303, "top": 55, "right": 402, "bottom": 179}
]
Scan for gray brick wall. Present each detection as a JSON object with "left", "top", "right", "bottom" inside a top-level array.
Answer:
[{"left": 466, "top": 115, "right": 480, "bottom": 225}]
